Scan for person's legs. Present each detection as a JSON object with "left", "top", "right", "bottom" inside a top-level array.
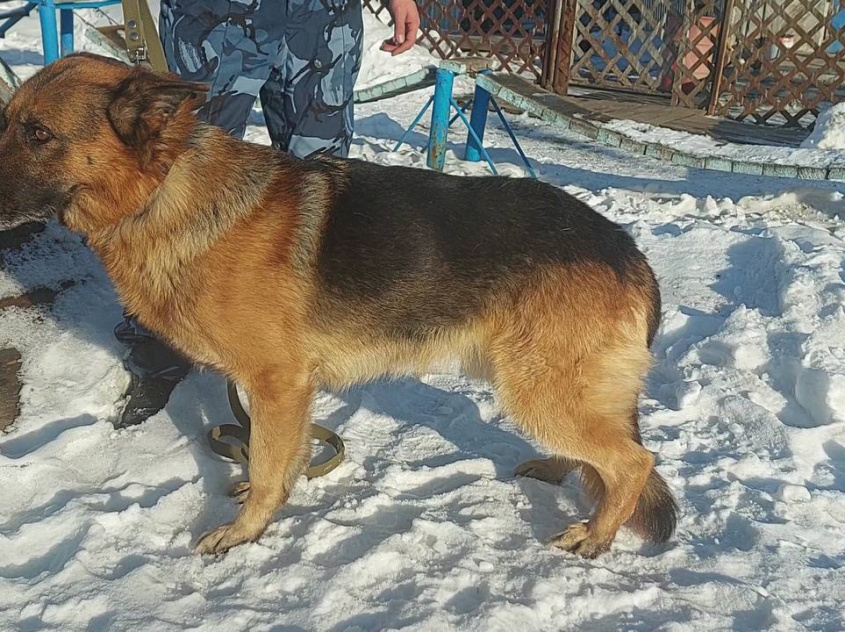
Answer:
[
  {"left": 259, "top": 0, "right": 363, "bottom": 158},
  {"left": 115, "top": 0, "right": 288, "bottom": 427},
  {"left": 160, "top": 0, "right": 288, "bottom": 138}
]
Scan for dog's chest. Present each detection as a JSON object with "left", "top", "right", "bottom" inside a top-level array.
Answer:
[{"left": 100, "top": 239, "right": 203, "bottom": 335}]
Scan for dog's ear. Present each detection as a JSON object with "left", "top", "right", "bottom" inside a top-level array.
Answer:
[{"left": 107, "top": 68, "right": 209, "bottom": 148}]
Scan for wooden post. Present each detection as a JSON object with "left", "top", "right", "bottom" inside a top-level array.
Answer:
[
  {"left": 0, "top": 348, "right": 21, "bottom": 432},
  {"left": 552, "top": 0, "right": 577, "bottom": 95},
  {"left": 541, "top": 0, "right": 564, "bottom": 89},
  {"left": 707, "top": 0, "right": 736, "bottom": 116}
]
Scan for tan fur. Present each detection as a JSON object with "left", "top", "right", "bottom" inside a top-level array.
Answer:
[{"left": 0, "top": 55, "right": 674, "bottom": 557}]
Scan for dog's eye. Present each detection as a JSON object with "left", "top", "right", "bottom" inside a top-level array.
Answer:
[{"left": 32, "top": 127, "right": 52, "bottom": 143}]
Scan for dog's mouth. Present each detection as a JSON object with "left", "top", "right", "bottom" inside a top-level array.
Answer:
[{"left": 0, "top": 184, "right": 81, "bottom": 231}]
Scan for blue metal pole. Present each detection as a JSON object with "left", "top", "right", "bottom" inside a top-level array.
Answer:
[
  {"left": 424, "top": 100, "right": 471, "bottom": 156},
  {"left": 59, "top": 8, "right": 73, "bottom": 57},
  {"left": 427, "top": 67, "right": 454, "bottom": 171},
  {"left": 0, "top": 2, "right": 37, "bottom": 39},
  {"left": 490, "top": 99, "right": 537, "bottom": 179},
  {"left": 450, "top": 96, "right": 498, "bottom": 176},
  {"left": 465, "top": 83, "right": 491, "bottom": 163},
  {"left": 448, "top": 99, "right": 471, "bottom": 128},
  {"left": 38, "top": 0, "right": 59, "bottom": 64},
  {"left": 393, "top": 95, "right": 433, "bottom": 153}
]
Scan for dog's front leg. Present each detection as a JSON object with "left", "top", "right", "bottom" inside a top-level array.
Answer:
[{"left": 196, "top": 368, "right": 314, "bottom": 555}]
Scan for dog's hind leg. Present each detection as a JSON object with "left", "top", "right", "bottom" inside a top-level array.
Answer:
[
  {"left": 196, "top": 367, "right": 314, "bottom": 555},
  {"left": 489, "top": 291, "right": 676, "bottom": 557},
  {"left": 515, "top": 457, "right": 581, "bottom": 484},
  {"left": 495, "top": 348, "right": 661, "bottom": 557}
]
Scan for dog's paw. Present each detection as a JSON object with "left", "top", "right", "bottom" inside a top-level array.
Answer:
[
  {"left": 195, "top": 522, "right": 256, "bottom": 555},
  {"left": 550, "top": 523, "right": 611, "bottom": 559},
  {"left": 229, "top": 481, "right": 250, "bottom": 504},
  {"left": 514, "top": 458, "right": 574, "bottom": 483}
]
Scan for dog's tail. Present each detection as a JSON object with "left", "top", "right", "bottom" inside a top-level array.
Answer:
[
  {"left": 626, "top": 465, "right": 678, "bottom": 543},
  {"left": 626, "top": 412, "right": 678, "bottom": 543},
  {"left": 579, "top": 454, "right": 678, "bottom": 544}
]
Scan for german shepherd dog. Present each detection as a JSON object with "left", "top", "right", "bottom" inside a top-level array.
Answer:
[{"left": 0, "top": 53, "right": 677, "bottom": 557}]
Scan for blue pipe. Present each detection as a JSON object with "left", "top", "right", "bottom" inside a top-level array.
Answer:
[
  {"left": 59, "top": 8, "right": 72, "bottom": 56},
  {"left": 450, "top": 96, "right": 498, "bottom": 176},
  {"left": 0, "top": 2, "right": 37, "bottom": 39},
  {"left": 38, "top": 0, "right": 59, "bottom": 64},
  {"left": 449, "top": 99, "right": 471, "bottom": 128},
  {"left": 465, "top": 83, "right": 491, "bottom": 163},
  {"left": 426, "top": 67, "right": 454, "bottom": 171},
  {"left": 490, "top": 99, "right": 537, "bottom": 179},
  {"left": 53, "top": 0, "right": 121, "bottom": 6}
]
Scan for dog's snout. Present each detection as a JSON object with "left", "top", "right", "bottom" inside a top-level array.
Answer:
[{"left": 0, "top": 125, "right": 63, "bottom": 229}]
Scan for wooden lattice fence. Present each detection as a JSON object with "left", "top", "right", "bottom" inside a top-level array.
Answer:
[
  {"left": 711, "top": 0, "right": 845, "bottom": 126},
  {"left": 365, "top": 0, "right": 845, "bottom": 127}
]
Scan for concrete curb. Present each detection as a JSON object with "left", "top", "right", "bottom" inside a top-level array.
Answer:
[{"left": 476, "top": 74, "right": 845, "bottom": 182}]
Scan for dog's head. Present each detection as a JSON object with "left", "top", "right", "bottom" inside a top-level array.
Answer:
[{"left": 0, "top": 53, "right": 207, "bottom": 233}]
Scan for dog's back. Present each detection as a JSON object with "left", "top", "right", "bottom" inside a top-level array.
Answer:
[{"left": 311, "top": 157, "right": 660, "bottom": 343}]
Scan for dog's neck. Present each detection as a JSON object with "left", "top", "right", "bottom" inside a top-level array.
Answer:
[
  {"left": 79, "top": 125, "right": 279, "bottom": 312},
  {"left": 61, "top": 112, "right": 202, "bottom": 237}
]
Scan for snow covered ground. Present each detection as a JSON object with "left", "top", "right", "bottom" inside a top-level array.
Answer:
[{"left": 2, "top": 7, "right": 845, "bottom": 632}]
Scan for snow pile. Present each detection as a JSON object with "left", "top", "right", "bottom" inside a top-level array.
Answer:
[{"left": 801, "top": 103, "right": 845, "bottom": 150}]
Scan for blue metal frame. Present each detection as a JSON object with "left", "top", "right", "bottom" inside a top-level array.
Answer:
[
  {"left": 2, "top": 0, "right": 122, "bottom": 65},
  {"left": 489, "top": 97, "right": 537, "bottom": 179},
  {"left": 427, "top": 67, "right": 453, "bottom": 171},
  {"left": 60, "top": 4, "right": 74, "bottom": 57},
  {"left": 393, "top": 95, "right": 434, "bottom": 154},
  {"left": 39, "top": 0, "right": 59, "bottom": 62},
  {"left": 393, "top": 97, "right": 471, "bottom": 156},
  {"left": 448, "top": 94, "right": 498, "bottom": 175},
  {"left": 395, "top": 67, "right": 537, "bottom": 179},
  {"left": 0, "top": 1, "right": 37, "bottom": 39}
]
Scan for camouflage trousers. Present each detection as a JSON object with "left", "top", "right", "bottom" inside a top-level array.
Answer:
[
  {"left": 115, "top": 0, "right": 363, "bottom": 381},
  {"left": 162, "top": 0, "right": 363, "bottom": 156}
]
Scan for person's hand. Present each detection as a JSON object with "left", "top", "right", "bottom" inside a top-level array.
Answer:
[{"left": 380, "top": 0, "right": 420, "bottom": 56}]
